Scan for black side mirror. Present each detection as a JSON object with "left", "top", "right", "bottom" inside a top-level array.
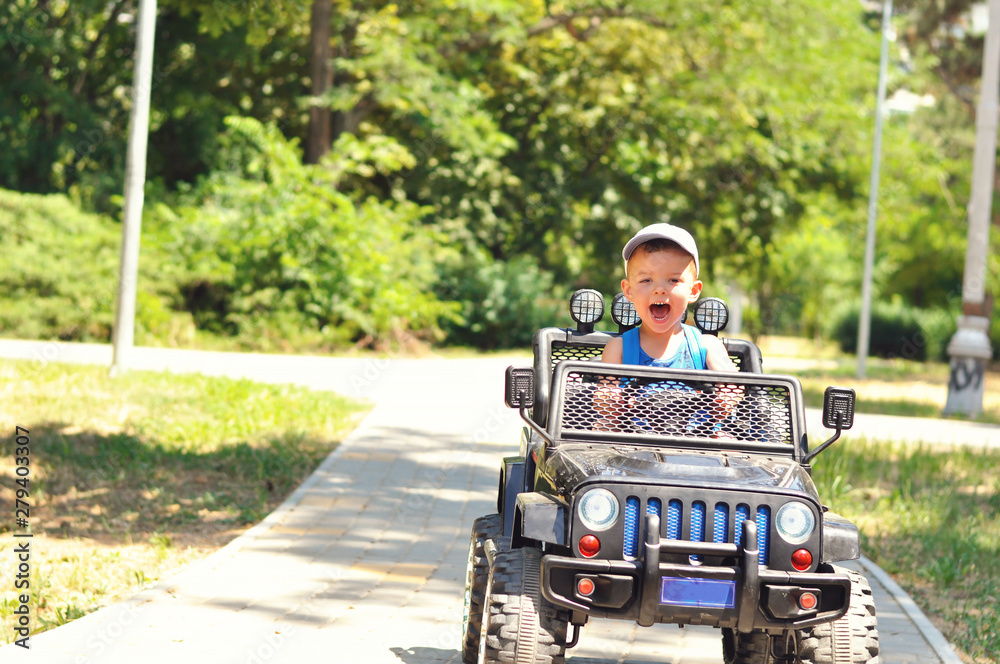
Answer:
[
  {"left": 822, "top": 386, "right": 856, "bottom": 430},
  {"left": 505, "top": 366, "right": 535, "bottom": 409},
  {"left": 805, "top": 386, "right": 857, "bottom": 463}
]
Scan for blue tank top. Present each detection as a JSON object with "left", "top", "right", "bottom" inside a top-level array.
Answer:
[
  {"left": 619, "top": 325, "right": 718, "bottom": 434},
  {"left": 621, "top": 325, "right": 707, "bottom": 370}
]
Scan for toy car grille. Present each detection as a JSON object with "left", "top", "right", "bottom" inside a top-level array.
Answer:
[
  {"left": 550, "top": 341, "right": 605, "bottom": 368},
  {"left": 554, "top": 365, "right": 796, "bottom": 446},
  {"left": 622, "top": 495, "right": 771, "bottom": 565}
]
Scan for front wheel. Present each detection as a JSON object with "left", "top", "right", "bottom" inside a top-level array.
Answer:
[
  {"left": 722, "top": 566, "right": 879, "bottom": 664},
  {"left": 797, "top": 566, "right": 879, "bottom": 664},
  {"left": 462, "top": 514, "right": 503, "bottom": 664},
  {"left": 721, "top": 628, "right": 770, "bottom": 664},
  {"left": 480, "top": 547, "right": 569, "bottom": 664}
]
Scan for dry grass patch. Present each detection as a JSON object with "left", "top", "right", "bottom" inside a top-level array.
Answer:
[{"left": 0, "top": 359, "right": 368, "bottom": 643}]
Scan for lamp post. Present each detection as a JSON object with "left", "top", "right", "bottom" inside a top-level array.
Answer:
[
  {"left": 944, "top": 0, "right": 1000, "bottom": 416},
  {"left": 111, "top": 0, "right": 157, "bottom": 376},
  {"left": 857, "top": 0, "right": 893, "bottom": 379}
]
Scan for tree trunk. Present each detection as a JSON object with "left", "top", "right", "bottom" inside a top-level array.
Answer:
[{"left": 305, "top": 0, "right": 333, "bottom": 164}]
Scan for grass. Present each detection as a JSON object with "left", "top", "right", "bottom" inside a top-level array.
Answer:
[
  {"left": 0, "top": 359, "right": 368, "bottom": 644},
  {"left": 2, "top": 335, "right": 999, "bottom": 660},
  {"left": 756, "top": 335, "right": 1000, "bottom": 423},
  {"left": 813, "top": 438, "right": 1000, "bottom": 664},
  {"left": 746, "top": 337, "right": 1000, "bottom": 661}
]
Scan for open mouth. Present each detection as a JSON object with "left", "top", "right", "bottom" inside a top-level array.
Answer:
[{"left": 650, "top": 302, "right": 670, "bottom": 322}]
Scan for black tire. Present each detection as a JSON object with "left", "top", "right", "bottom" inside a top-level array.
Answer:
[
  {"left": 721, "top": 627, "right": 770, "bottom": 664},
  {"left": 480, "top": 547, "right": 569, "bottom": 664},
  {"left": 798, "top": 566, "right": 880, "bottom": 664},
  {"left": 721, "top": 566, "right": 879, "bottom": 664},
  {"left": 462, "top": 514, "right": 503, "bottom": 664}
]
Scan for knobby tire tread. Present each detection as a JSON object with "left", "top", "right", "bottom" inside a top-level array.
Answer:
[{"left": 481, "top": 548, "right": 568, "bottom": 664}]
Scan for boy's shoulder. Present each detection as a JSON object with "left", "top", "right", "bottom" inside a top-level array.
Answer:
[{"left": 601, "top": 334, "right": 624, "bottom": 363}]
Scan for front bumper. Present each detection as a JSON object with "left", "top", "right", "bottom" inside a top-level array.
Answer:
[{"left": 541, "top": 515, "right": 850, "bottom": 632}]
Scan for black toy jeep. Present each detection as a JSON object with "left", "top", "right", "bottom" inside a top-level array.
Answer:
[{"left": 462, "top": 290, "right": 879, "bottom": 664}]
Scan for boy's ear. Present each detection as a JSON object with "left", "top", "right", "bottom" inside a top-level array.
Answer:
[
  {"left": 687, "top": 279, "right": 703, "bottom": 303},
  {"left": 621, "top": 277, "right": 632, "bottom": 300}
]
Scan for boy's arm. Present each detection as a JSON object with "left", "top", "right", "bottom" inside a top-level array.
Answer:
[
  {"left": 595, "top": 337, "right": 625, "bottom": 426},
  {"left": 703, "top": 336, "right": 742, "bottom": 428},
  {"left": 704, "top": 335, "right": 738, "bottom": 372},
  {"left": 602, "top": 336, "right": 624, "bottom": 364}
]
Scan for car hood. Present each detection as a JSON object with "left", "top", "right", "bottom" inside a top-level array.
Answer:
[{"left": 542, "top": 444, "right": 818, "bottom": 497}]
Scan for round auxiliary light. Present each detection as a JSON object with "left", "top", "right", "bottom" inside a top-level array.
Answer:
[
  {"left": 577, "top": 577, "right": 596, "bottom": 596},
  {"left": 569, "top": 289, "right": 605, "bottom": 327},
  {"left": 578, "top": 535, "right": 601, "bottom": 558},
  {"left": 611, "top": 293, "right": 640, "bottom": 328},
  {"left": 775, "top": 502, "right": 816, "bottom": 545},
  {"left": 693, "top": 297, "right": 729, "bottom": 335},
  {"left": 791, "top": 549, "right": 814, "bottom": 572},
  {"left": 578, "top": 488, "right": 620, "bottom": 532},
  {"left": 798, "top": 590, "right": 818, "bottom": 611}
]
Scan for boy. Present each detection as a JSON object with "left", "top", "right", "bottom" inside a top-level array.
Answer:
[
  {"left": 595, "top": 223, "right": 739, "bottom": 435},
  {"left": 602, "top": 223, "right": 738, "bottom": 372}
]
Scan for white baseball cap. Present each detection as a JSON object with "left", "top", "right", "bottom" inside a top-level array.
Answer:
[{"left": 622, "top": 223, "right": 699, "bottom": 277}]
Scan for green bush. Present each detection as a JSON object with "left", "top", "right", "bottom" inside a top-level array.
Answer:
[
  {"left": 438, "top": 249, "right": 564, "bottom": 349},
  {"left": 157, "top": 117, "right": 459, "bottom": 351},
  {"left": 912, "top": 308, "right": 958, "bottom": 363},
  {"left": 0, "top": 189, "right": 194, "bottom": 346},
  {"left": 829, "top": 300, "right": 931, "bottom": 361},
  {"left": 0, "top": 189, "right": 120, "bottom": 341}
]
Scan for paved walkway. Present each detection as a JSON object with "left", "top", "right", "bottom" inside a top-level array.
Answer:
[{"left": 0, "top": 340, "right": 971, "bottom": 663}]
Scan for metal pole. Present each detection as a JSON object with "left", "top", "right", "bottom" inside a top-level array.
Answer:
[
  {"left": 857, "top": 0, "right": 893, "bottom": 379},
  {"left": 944, "top": 0, "right": 1000, "bottom": 416},
  {"left": 111, "top": 0, "right": 157, "bottom": 376}
]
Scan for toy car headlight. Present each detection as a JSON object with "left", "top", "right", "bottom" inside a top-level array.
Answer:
[
  {"left": 578, "top": 488, "right": 619, "bottom": 532},
  {"left": 611, "top": 293, "right": 639, "bottom": 328},
  {"left": 570, "top": 289, "right": 605, "bottom": 333},
  {"left": 775, "top": 502, "right": 816, "bottom": 545},
  {"left": 693, "top": 297, "right": 729, "bottom": 335}
]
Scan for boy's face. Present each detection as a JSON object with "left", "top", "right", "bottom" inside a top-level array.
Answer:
[{"left": 622, "top": 246, "right": 702, "bottom": 335}]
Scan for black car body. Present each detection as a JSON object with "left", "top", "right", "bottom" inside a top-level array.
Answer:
[{"left": 463, "top": 295, "right": 878, "bottom": 664}]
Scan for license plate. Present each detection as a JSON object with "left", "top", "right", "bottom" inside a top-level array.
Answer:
[{"left": 660, "top": 577, "right": 736, "bottom": 609}]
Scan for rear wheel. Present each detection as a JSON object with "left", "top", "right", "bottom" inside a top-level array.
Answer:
[
  {"left": 721, "top": 566, "right": 879, "bottom": 664},
  {"left": 480, "top": 547, "right": 569, "bottom": 664},
  {"left": 462, "top": 514, "right": 503, "bottom": 664}
]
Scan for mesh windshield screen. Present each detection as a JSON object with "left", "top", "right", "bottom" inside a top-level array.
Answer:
[{"left": 554, "top": 366, "right": 795, "bottom": 446}]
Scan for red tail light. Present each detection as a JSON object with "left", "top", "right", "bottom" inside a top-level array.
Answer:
[
  {"left": 791, "top": 548, "right": 813, "bottom": 571},
  {"left": 579, "top": 534, "right": 601, "bottom": 558}
]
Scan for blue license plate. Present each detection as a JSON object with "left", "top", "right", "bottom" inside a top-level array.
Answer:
[{"left": 660, "top": 577, "right": 736, "bottom": 609}]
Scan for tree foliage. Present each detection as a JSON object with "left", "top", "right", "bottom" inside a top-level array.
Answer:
[
  {"left": 153, "top": 116, "right": 458, "bottom": 349},
  {"left": 2, "top": 0, "right": 987, "bottom": 349}
]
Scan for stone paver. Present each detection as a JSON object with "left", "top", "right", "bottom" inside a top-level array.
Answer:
[{"left": 0, "top": 340, "right": 968, "bottom": 663}]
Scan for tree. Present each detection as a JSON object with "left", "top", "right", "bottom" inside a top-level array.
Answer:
[{"left": 306, "top": 0, "right": 332, "bottom": 163}]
